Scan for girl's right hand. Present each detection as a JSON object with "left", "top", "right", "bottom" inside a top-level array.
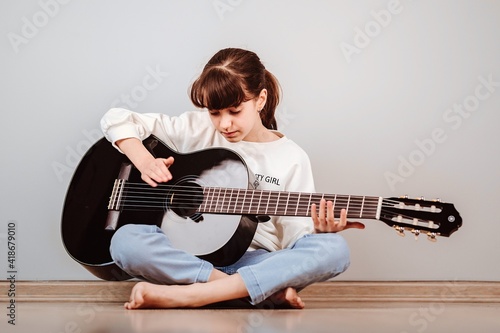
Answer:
[
  {"left": 115, "top": 138, "right": 175, "bottom": 187},
  {"left": 138, "top": 156, "right": 175, "bottom": 187}
]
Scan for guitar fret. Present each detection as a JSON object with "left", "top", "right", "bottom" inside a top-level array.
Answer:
[
  {"left": 208, "top": 187, "right": 214, "bottom": 212},
  {"left": 274, "top": 192, "right": 280, "bottom": 215},
  {"left": 295, "top": 193, "right": 301, "bottom": 216},
  {"left": 218, "top": 188, "right": 224, "bottom": 213},
  {"left": 284, "top": 192, "right": 290, "bottom": 215},
  {"left": 346, "top": 195, "right": 350, "bottom": 215},
  {"left": 212, "top": 188, "right": 218, "bottom": 212},
  {"left": 256, "top": 190, "right": 263, "bottom": 214},
  {"left": 227, "top": 188, "right": 233, "bottom": 213},
  {"left": 360, "top": 196, "right": 365, "bottom": 218},
  {"left": 242, "top": 190, "right": 248, "bottom": 214},
  {"left": 221, "top": 188, "right": 227, "bottom": 213},
  {"left": 336, "top": 195, "right": 348, "bottom": 217},
  {"left": 248, "top": 190, "right": 254, "bottom": 214},
  {"left": 333, "top": 194, "right": 336, "bottom": 216},
  {"left": 264, "top": 191, "right": 270, "bottom": 215},
  {"left": 233, "top": 189, "right": 240, "bottom": 214},
  {"left": 287, "top": 192, "right": 299, "bottom": 216},
  {"left": 306, "top": 193, "right": 312, "bottom": 216},
  {"left": 217, "top": 188, "right": 223, "bottom": 213}
]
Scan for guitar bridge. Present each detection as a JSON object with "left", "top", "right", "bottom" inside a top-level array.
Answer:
[{"left": 105, "top": 163, "right": 132, "bottom": 231}]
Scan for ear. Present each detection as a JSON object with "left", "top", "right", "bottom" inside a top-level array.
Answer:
[{"left": 257, "top": 89, "right": 267, "bottom": 111}]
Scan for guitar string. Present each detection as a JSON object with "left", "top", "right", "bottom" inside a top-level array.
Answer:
[
  {"left": 114, "top": 196, "right": 439, "bottom": 224},
  {"left": 119, "top": 188, "right": 384, "bottom": 209},
  {"left": 118, "top": 193, "right": 431, "bottom": 216},
  {"left": 118, "top": 186, "right": 435, "bottom": 213},
  {"left": 115, "top": 202, "right": 439, "bottom": 228},
  {"left": 110, "top": 186, "right": 442, "bottom": 229},
  {"left": 114, "top": 183, "right": 442, "bottom": 220},
  {"left": 121, "top": 181, "right": 438, "bottom": 206},
  {"left": 120, "top": 189, "right": 430, "bottom": 213},
  {"left": 119, "top": 182, "right": 414, "bottom": 206}
]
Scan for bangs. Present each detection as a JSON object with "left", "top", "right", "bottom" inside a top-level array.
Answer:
[{"left": 190, "top": 67, "right": 249, "bottom": 110}]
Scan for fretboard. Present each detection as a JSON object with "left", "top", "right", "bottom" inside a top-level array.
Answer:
[{"left": 199, "top": 187, "right": 381, "bottom": 219}]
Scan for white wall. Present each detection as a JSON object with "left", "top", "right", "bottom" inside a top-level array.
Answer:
[{"left": 1, "top": 0, "right": 499, "bottom": 281}]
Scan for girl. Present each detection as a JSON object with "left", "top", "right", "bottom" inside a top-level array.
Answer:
[{"left": 100, "top": 48, "right": 364, "bottom": 309}]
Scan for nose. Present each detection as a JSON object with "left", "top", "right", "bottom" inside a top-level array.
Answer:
[{"left": 220, "top": 112, "right": 232, "bottom": 130}]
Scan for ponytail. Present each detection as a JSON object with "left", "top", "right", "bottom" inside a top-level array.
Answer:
[{"left": 261, "top": 70, "right": 281, "bottom": 130}]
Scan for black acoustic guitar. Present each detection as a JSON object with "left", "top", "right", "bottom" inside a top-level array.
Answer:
[{"left": 61, "top": 135, "right": 462, "bottom": 281}]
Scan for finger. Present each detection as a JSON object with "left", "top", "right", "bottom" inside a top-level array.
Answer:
[
  {"left": 326, "top": 200, "right": 334, "bottom": 223},
  {"left": 345, "top": 222, "right": 366, "bottom": 230},
  {"left": 141, "top": 174, "right": 158, "bottom": 188},
  {"left": 339, "top": 208, "right": 347, "bottom": 229},
  {"left": 318, "top": 199, "right": 327, "bottom": 229},
  {"left": 149, "top": 157, "right": 174, "bottom": 183},
  {"left": 155, "top": 160, "right": 172, "bottom": 182},
  {"left": 325, "top": 200, "right": 337, "bottom": 232},
  {"left": 311, "top": 203, "right": 319, "bottom": 229},
  {"left": 163, "top": 156, "right": 175, "bottom": 167},
  {"left": 147, "top": 168, "right": 168, "bottom": 184}
]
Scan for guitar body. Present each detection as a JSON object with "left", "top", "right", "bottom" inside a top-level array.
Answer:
[{"left": 61, "top": 136, "right": 258, "bottom": 280}]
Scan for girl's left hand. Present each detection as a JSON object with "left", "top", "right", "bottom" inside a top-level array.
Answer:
[{"left": 311, "top": 199, "right": 365, "bottom": 233}]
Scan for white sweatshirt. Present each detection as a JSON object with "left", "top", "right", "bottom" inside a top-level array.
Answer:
[{"left": 101, "top": 108, "right": 315, "bottom": 251}]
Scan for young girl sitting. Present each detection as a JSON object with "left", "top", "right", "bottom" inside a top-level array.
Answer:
[{"left": 100, "top": 47, "right": 364, "bottom": 309}]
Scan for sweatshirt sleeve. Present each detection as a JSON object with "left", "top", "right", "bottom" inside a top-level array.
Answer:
[
  {"left": 100, "top": 108, "right": 215, "bottom": 153},
  {"left": 100, "top": 108, "right": 158, "bottom": 151}
]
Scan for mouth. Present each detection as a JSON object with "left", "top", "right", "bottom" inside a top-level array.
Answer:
[{"left": 222, "top": 131, "right": 238, "bottom": 138}]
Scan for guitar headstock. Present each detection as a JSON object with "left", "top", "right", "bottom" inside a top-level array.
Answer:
[{"left": 379, "top": 196, "right": 462, "bottom": 240}]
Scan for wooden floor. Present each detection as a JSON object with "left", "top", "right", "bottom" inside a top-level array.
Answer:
[
  {"left": 2, "top": 281, "right": 500, "bottom": 332},
  {"left": 4, "top": 301, "right": 500, "bottom": 332}
]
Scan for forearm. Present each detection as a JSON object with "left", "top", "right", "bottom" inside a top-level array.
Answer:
[
  {"left": 115, "top": 137, "right": 155, "bottom": 173},
  {"left": 116, "top": 137, "right": 174, "bottom": 187}
]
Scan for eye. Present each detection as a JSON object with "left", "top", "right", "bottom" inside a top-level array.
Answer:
[{"left": 208, "top": 110, "right": 220, "bottom": 116}]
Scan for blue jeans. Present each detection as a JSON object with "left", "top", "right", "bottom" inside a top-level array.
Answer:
[{"left": 110, "top": 224, "right": 350, "bottom": 305}]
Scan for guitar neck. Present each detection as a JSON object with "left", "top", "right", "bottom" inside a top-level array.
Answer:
[{"left": 199, "top": 187, "right": 382, "bottom": 219}]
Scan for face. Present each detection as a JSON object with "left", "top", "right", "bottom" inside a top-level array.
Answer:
[{"left": 208, "top": 89, "right": 267, "bottom": 142}]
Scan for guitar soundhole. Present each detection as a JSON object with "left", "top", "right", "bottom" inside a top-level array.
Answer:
[{"left": 168, "top": 180, "right": 204, "bottom": 218}]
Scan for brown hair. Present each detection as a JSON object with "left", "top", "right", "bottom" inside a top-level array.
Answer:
[{"left": 190, "top": 48, "right": 281, "bottom": 130}]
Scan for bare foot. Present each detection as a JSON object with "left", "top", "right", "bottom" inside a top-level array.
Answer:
[
  {"left": 124, "top": 274, "right": 249, "bottom": 310},
  {"left": 124, "top": 282, "right": 200, "bottom": 309},
  {"left": 269, "top": 287, "right": 305, "bottom": 309}
]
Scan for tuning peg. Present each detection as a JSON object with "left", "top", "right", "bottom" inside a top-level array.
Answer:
[
  {"left": 411, "top": 229, "right": 420, "bottom": 241},
  {"left": 419, "top": 196, "right": 425, "bottom": 200},
  {"left": 427, "top": 232, "right": 437, "bottom": 242},
  {"left": 434, "top": 198, "right": 441, "bottom": 203},
  {"left": 394, "top": 226, "right": 405, "bottom": 237}
]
